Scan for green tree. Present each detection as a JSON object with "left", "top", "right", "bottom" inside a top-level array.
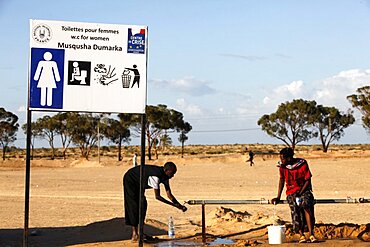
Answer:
[
  {"left": 147, "top": 105, "right": 191, "bottom": 160},
  {"left": 102, "top": 117, "right": 131, "bottom": 161},
  {"left": 160, "top": 133, "right": 172, "bottom": 148},
  {"left": 178, "top": 122, "right": 192, "bottom": 158},
  {"left": 129, "top": 105, "right": 190, "bottom": 160},
  {"left": 347, "top": 86, "right": 370, "bottom": 132},
  {"left": 257, "top": 99, "right": 318, "bottom": 150},
  {"left": 0, "top": 108, "right": 19, "bottom": 160},
  {"left": 68, "top": 113, "right": 101, "bottom": 159},
  {"left": 312, "top": 105, "right": 355, "bottom": 152},
  {"left": 158, "top": 132, "right": 172, "bottom": 158},
  {"left": 53, "top": 112, "right": 74, "bottom": 160},
  {"left": 34, "top": 115, "right": 58, "bottom": 159},
  {"left": 22, "top": 121, "right": 42, "bottom": 159}
]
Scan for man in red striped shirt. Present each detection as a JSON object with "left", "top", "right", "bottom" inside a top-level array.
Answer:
[{"left": 272, "top": 147, "right": 317, "bottom": 243}]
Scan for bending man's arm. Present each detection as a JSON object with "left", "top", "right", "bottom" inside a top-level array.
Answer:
[{"left": 153, "top": 188, "right": 187, "bottom": 212}]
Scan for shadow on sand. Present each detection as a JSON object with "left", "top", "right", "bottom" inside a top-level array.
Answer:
[{"left": 0, "top": 217, "right": 167, "bottom": 247}]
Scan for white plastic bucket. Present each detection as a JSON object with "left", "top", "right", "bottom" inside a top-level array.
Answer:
[{"left": 267, "top": 225, "right": 286, "bottom": 244}]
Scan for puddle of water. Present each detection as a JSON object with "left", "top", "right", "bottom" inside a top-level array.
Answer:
[
  {"left": 208, "top": 237, "right": 235, "bottom": 246},
  {"left": 154, "top": 237, "right": 234, "bottom": 246},
  {"left": 155, "top": 240, "right": 203, "bottom": 246}
]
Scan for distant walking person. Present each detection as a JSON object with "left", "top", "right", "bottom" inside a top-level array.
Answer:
[
  {"left": 132, "top": 153, "right": 138, "bottom": 167},
  {"left": 246, "top": 150, "right": 255, "bottom": 166},
  {"left": 271, "top": 147, "right": 318, "bottom": 243},
  {"left": 34, "top": 51, "right": 61, "bottom": 106},
  {"left": 123, "top": 162, "right": 187, "bottom": 242}
]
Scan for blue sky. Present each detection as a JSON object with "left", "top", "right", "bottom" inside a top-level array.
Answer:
[{"left": 1, "top": 0, "right": 370, "bottom": 147}]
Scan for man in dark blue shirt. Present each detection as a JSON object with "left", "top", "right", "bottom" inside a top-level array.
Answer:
[{"left": 123, "top": 161, "right": 187, "bottom": 242}]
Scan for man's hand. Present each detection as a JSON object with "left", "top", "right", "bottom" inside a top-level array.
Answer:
[
  {"left": 271, "top": 198, "right": 280, "bottom": 205},
  {"left": 175, "top": 203, "right": 187, "bottom": 212},
  {"left": 180, "top": 205, "right": 187, "bottom": 212}
]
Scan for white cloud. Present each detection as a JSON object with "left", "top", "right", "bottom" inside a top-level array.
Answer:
[
  {"left": 176, "top": 98, "right": 203, "bottom": 115},
  {"left": 274, "top": 53, "right": 292, "bottom": 59},
  {"left": 17, "top": 105, "right": 26, "bottom": 112},
  {"left": 274, "top": 80, "right": 304, "bottom": 96},
  {"left": 262, "top": 80, "right": 307, "bottom": 110},
  {"left": 150, "top": 77, "right": 216, "bottom": 96},
  {"left": 313, "top": 69, "right": 370, "bottom": 109},
  {"left": 263, "top": 96, "right": 271, "bottom": 105},
  {"left": 219, "top": 53, "right": 267, "bottom": 61},
  {"left": 262, "top": 69, "right": 370, "bottom": 113}
]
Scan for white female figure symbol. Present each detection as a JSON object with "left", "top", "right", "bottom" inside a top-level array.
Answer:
[{"left": 33, "top": 52, "right": 61, "bottom": 106}]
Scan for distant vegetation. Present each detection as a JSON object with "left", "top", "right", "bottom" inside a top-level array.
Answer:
[
  {"left": 1, "top": 143, "right": 369, "bottom": 161},
  {"left": 1, "top": 86, "right": 369, "bottom": 160},
  {"left": 347, "top": 85, "right": 370, "bottom": 133},
  {"left": 258, "top": 99, "right": 355, "bottom": 152}
]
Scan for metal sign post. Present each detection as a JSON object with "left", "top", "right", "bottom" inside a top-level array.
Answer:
[
  {"left": 138, "top": 114, "right": 146, "bottom": 246},
  {"left": 23, "top": 109, "right": 32, "bottom": 247}
]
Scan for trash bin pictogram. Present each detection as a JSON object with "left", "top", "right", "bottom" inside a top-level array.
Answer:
[{"left": 122, "top": 74, "right": 131, "bottom": 88}]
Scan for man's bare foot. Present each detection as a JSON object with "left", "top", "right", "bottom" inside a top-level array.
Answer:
[
  {"left": 144, "top": 234, "right": 156, "bottom": 240},
  {"left": 131, "top": 234, "right": 138, "bottom": 242}
]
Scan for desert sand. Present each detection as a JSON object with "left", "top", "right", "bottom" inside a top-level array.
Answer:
[{"left": 0, "top": 148, "right": 369, "bottom": 246}]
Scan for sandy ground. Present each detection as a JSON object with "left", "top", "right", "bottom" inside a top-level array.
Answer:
[{"left": 0, "top": 151, "right": 369, "bottom": 246}]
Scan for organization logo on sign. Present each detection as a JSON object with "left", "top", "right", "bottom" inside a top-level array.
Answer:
[
  {"left": 127, "top": 28, "right": 145, "bottom": 54},
  {"left": 32, "top": 24, "right": 52, "bottom": 43}
]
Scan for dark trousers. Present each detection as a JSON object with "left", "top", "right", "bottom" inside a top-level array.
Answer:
[{"left": 123, "top": 174, "right": 147, "bottom": 226}]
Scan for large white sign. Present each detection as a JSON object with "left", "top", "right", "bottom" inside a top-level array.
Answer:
[{"left": 29, "top": 19, "right": 147, "bottom": 113}]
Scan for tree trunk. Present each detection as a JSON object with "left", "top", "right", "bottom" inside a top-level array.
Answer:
[
  {"left": 31, "top": 141, "right": 34, "bottom": 160},
  {"left": 118, "top": 140, "right": 122, "bottom": 161},
  {"left": 292, "top": 144, "right": 296, "bottom": 151},
  {"left": 80, "top": 146, "right": 88, "bottom": 160},
  {"left": 49, "top": 138, "right": 55, "bottom": 160},
  {"left": 147, "top": 130, "right": 152, "bottom": 160},
  {"left": 62, "top": 148, "right": 66, "bottom": 160},
  {"left": 2, "top": 147, "right": 5, "bottom": 161},
  {"left": 148, "top": 145, "right": 152, "bottom": 160},
  {"left": 319, "top": 132, "right": 328, "bottom": 153},
  {"left": 61, "top": 136, "right": 69, "bottom": 160},
  {"left": 323, "top": 144, "right": 329, "bottom": 153},
  {"left": 153, "top": 141, "right": 158, "bottom": 160},
  {"left": 85, "top": 146, "right": 92, "bottom": 160},
  {"left": 181, "top": 141, "right": 184, "bottom": 158}
]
